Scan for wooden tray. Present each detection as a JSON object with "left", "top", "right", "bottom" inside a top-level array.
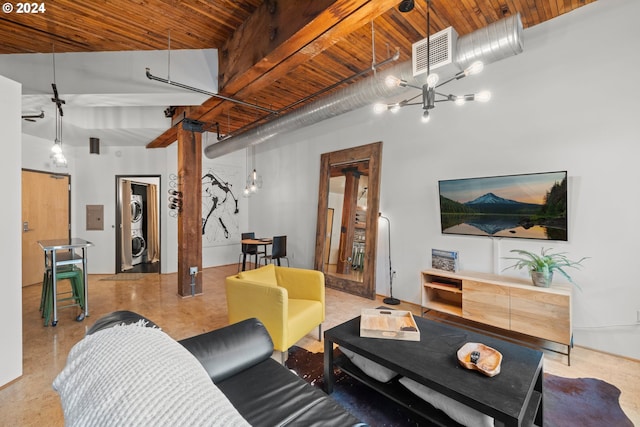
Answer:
[
  {"left": 360, "top": 309, "right": 420, "bottom": 341},
  {"left": 457, "top": 342, "right": 502, "bottom": 377}
]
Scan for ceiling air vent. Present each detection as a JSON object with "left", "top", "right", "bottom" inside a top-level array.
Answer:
[{"left": 412, "top": 27, "right": 458, "bottom": 77}]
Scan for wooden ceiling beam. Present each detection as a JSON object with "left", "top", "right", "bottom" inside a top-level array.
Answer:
[
  {"left": 195, "top": 0, "right": 402, "bottom": 131},
  {"left": 218, "top": 0, "right": 339, "bottom": 90},
  {"left": 146, "top": 0, "right": 401, "bottom": 149}
]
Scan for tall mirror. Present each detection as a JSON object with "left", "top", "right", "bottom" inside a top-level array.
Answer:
[{"left": 314, "top": 142, "right": 381, "bottom": 299}]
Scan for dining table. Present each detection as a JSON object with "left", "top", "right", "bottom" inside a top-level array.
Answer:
[
  {"left": 240, "top": 237, "right": 272, "bottom": 271},
  {"left": 38, "top": 237, "right": 93, "bottom": 326}
]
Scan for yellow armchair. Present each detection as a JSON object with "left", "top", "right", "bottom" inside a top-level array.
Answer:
[{"left": 225, "top": 264, "right": 325, "bottom": 358}]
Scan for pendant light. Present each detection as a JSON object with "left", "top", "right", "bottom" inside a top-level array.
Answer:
[
  {"left": 247, "top": 145, "right": 263, "bottom": 194},
  {"left": 50, "top": 45, "right": 67, "bottom": 167},
  {"left": 51, "top": 109, "right": 67, "bottom": 167}
]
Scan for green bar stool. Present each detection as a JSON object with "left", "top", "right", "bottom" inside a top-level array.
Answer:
[
  {"left": 40, "top": 265, "right": 79, "bottom": 313},
  {"left": 41, "top": 267, "right": 85, "bottom": 326}
]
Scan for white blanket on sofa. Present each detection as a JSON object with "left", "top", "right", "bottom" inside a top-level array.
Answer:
[{"left": 53, "top": 322, "right": 249, "bottom": 427}]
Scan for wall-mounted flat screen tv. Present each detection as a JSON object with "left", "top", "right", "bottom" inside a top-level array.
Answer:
[{"left": 438, "top": 171, "right": 568, "bottom": 241}]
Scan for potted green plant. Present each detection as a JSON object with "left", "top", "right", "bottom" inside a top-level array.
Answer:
[{"left": 502, "top": 248, "right": 588, "bottom": 289}]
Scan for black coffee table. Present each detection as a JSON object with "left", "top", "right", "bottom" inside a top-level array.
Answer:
[{"left": 324, "top": 315, "right": 543, "bottom": 427}]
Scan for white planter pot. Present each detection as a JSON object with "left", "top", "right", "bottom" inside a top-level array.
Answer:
[{"left": 531, "top": 271, "right": 553, "bottom": 287}]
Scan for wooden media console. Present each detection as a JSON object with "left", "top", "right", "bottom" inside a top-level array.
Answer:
[{"left": 421, "top": 269, "right": 572, "bottom": 364}]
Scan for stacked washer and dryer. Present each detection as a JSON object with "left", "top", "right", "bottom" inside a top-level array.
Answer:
[{"left": 130, "top": 194, "right": 146, "bottom": 265}]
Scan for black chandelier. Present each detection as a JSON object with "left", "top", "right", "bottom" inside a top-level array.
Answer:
[{"left": 374, "top": 0, "right": 490, "bottom": 123}]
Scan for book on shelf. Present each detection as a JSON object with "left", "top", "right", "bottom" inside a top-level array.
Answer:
[{"left": 431, "top": 249, "right": 459, "bottom": 273}]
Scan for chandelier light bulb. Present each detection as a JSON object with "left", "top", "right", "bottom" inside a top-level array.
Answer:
[
  {"left": 243, "top": 186, "right": 251, "bottom": 197},
  {"left": 384, "top": 75, "right": 402, "bottom": 88},
  {"left": 475, "top": 90, "right": 492, "bottom": 102},
  {"left": 390, "top": 103, "right": 401, "bottom": 113},
  {"left": 373, "top": 103, "right": 387, "bottom": 114},
  {"left": 421, "top": 110, "right": 431, "bottom": 123},
  {"left": 454, "top": 96, "right": 466, "bottom": 106},
  {"left": 426, "top": 73, "right": 439, "bottom": 88},
  {"left": 51, "top": 142, "right": 62, "bottom": 154},
  {"left": 465, "top": 61, "right": 484, "bottom": 76},
  {"left": 247, "top": 168, "right": 262, "bottom": 193},
  {"left": 52, "top": 151, "right": 67, "bottom": 167}
]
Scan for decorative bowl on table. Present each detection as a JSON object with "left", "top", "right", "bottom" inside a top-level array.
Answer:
[{"left": 457, "top": 342, "right": 502, "bottom": 377}]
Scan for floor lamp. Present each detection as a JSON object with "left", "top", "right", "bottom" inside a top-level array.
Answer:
[{"left": 379, "top": 213, "right": 399, "bottom": 305}]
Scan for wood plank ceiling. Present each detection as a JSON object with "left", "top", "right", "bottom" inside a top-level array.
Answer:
[{"left": 1, "top": 0, "right": 593, "bottom": 150}]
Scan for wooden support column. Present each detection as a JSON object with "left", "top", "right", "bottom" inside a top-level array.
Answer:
[
  {"left": 177, "top": 122, "right": 203, "bottom": 296},
  {"left": 336, "top": 168, "right": 360, "bottom": 274}
]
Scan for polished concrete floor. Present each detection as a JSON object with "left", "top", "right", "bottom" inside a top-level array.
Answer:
[
  {"left": 124, "top": 260, "right": 160, "bottom": 274},
  {"left": 1, "top": 264, "right": 638, "bottom": 426}
]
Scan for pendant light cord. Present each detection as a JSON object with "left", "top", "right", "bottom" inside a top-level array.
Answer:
[
  {"left": 52, "top": 44, "right": 56, "bottom": 84},
  {"left": 52, "top": 44, "right": 60, "bottom": 144},
  {"left": 426, "top": 0, "right": 431, "bottom": 77}
]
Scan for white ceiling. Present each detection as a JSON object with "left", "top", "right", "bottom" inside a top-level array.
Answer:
[{"left": 0, "top": 49, "right": 218, "bottom": 148}]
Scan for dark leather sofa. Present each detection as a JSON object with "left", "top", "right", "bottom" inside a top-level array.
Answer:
[{"left": 88, "top": 311, "right": 365, "bottom": 427}]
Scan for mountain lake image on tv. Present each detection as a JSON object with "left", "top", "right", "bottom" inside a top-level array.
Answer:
[{"left": 439, "top": 171, "right": 568, "bottom": 241}]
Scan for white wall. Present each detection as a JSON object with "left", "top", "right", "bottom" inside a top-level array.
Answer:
[
  {"left": 248, "top": 0, "right": 640, "bottom": 359},
  {"left": 0, "top": 75, "right": 23, "bottom": 386}
]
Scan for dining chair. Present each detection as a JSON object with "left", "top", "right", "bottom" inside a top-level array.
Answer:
[
  {"left": 238, "top": 232, "right": 265, "bottom": 271},
  {"left": 261, "top": 235, "right": 290, "bottom": 267}
]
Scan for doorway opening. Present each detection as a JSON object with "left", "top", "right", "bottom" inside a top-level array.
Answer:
[{"left": 116, "top": 175, "right": 161, "bottom": 274}]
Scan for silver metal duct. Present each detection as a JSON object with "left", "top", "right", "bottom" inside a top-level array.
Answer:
[
  {"left": 205, "top": 14, "right": 523, "bottom": 159},
  {"left": 455, "top": 13, "right": 523, "bottom": 70}
]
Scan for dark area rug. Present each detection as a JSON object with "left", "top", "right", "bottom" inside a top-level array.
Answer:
[
  {"left": 543, "top": 373, "right": 634, "bottom": 427},
  {"left": 285, "top": 346, "right": 633, "bottom": 427}
]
